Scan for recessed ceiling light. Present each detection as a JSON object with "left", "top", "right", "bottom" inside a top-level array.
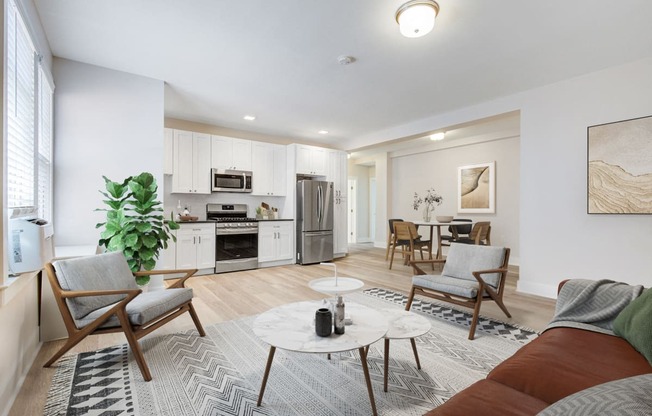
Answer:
[
  {"left": 243, "top": 115, "right": 256, "bottom": 121},
  {"left": 430, "top": 132, "right": 446, "bottom": 141},
  {"left": 318, "top": 130, "right": 329, "bottom": 135}
]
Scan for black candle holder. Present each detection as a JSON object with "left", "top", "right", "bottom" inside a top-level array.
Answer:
[{"left": 315, "top": 308, "right": 332, "bottom": 337}]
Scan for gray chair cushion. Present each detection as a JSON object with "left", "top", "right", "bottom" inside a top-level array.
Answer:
[
  {"left": 441, "top": 244, "right": 506, "bottom": 288},
  {"left": 53, "top": 251, "right": 139, "bottom": 320},
  {"left": 413, "top": 274, "right": 481, "bottom": 298},
  {"left": 75, "top": 287, "right": 194, "bottom": 329}
]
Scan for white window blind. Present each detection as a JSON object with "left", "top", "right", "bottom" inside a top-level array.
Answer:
[
  {"left": 38, "top": 67, "right": 54, "bottom": 221},
  {"left": 6, "top": 1, "right": 36, "bottom": 209}
]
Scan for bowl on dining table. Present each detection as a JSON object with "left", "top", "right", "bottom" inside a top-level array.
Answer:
[{"left": 436, "top": 215, "right": 454, "bottom": 223}]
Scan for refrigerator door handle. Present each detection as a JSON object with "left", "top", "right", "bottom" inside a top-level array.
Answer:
[{"left": 317, "top": 184, "right": 323, "bottom": 225}]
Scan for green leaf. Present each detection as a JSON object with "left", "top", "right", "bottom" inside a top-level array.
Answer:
[
  {"left": 136, "top": 222, "right": 152, "bottom": 233},
  {"left": 142, "top": 258, "right": 156, "bottom": 271},
  {"left": 135, "top": 275, "right": 150, "bottom": 286},
  {"left": 124, "top": 233, "right": 138, "bottom": 247},
  {"left": 141, "top": 234, "right": 158, "bottom": 248}
]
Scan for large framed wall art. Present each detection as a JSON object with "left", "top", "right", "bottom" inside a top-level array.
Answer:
[
  {"left": 457, "top": 161, "right": 495, "bottom": 213},
  {"left": 588, "top": 115, "right": 652, "bottom": 214}
]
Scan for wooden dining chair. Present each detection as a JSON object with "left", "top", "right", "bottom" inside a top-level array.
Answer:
[
  {"left": 389, "top": 222, "right": 431, "bottom": 270},
  {"left": 455, "top": 221, "right": 491, "bottom": 245},
  {"left": 385, "top": 218, "right": 404, "bottom": 261},
  {"left": 440, "top": 219, "right": 473, "bottom": 247}
]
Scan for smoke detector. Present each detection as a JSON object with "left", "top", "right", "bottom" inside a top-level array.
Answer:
[{"left": 337, "top": 55, "right": 356, "bottom": 65}]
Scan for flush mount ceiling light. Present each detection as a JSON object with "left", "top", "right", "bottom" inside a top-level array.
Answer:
[
  {"left": 395, "top": 0, "right": 440, "bottom": 38},
  {"left": 430, "top": 132, "right": 446, "bottom": 141},
  {"left": 243, "top": 115, "right": 256, "bottom": 121},
  {"left": 318, "top": 130, "right": 329, "bottom": 135}
]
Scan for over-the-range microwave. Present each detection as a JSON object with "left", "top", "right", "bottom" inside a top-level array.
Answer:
[{"left": 212, "top": 169, "right": 252, "bottom": 193}]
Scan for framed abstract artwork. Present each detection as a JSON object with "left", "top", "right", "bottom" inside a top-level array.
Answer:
[
  {"left": 588, "top": 115, "right": 652, "bottom": 214},
  {"left": 458, "top": 161, "right": 495, "bottom": 213}
]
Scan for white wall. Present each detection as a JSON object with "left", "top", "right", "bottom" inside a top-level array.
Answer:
[
  {"left": 53, "top": 59, "right": 165, "bottom": 246},
  {"left": 518, "top": 58, "right": 652, "bottom": 297},
  {"left": 391, "top": 136, "right": 520, "bottom": 262},
  {"left": 348, "top": 56, "right": 652, "bottom": 298}
]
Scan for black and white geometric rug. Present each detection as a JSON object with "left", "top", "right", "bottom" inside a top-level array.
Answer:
[{"left": 44, "top": 288, "right": 538, "bottom": 416}]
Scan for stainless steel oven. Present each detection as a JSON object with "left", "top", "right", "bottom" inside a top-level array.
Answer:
[
  {"left": 211, "top": 169, "right": 252, "bottom": 193},
  {"left": 207, "top": 203, "right": 258, "bottom": 273}
]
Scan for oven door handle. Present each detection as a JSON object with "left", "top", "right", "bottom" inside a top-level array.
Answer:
[{"left": 216, "top": 228, "right": 258, "bottom": 235}]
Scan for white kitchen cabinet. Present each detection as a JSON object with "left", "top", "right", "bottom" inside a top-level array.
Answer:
[
  {"left": 176, "top": 223, "right": 215, "bottom": 270},
  {"left": 258, "top": 221, "right": 294, "bottom": 265},
  {"left": 296, "top": 145, "right": 327, "bottom": 176},
  {"left": 172, "top": 130, "right": 211, "bottom": 194},
  {"left": 328, "top": 150, "right": 348, "bottom": 199},
  {"left": 211, "top": 135, "right": 252, "bottom": 171},
  {"left": 164, "top": 128, "right": 174, "bottom": 175},
  {"left": 252, "top": 142, "right": 287, "bottom": 196},
  {"left": 333, "top": 196, "right": 348, "bottom": 257}
]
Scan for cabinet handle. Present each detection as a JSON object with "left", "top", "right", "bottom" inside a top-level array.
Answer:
[
  {"left": 193, "top": 236, "right": 196, "bottom": 244},
  {"left": 199, "top": 236, "right": 201, "bottom": 244}
]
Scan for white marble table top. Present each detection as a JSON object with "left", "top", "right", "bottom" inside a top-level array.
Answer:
[
  {"left": 253, "top": 300, "right": 388, "bottom": 354},
  {"left": 382, "top": 309, "right": 431, "bottom": 340},
  {"left": 308, "top": 277, "right": 364, "bottom": 295}
]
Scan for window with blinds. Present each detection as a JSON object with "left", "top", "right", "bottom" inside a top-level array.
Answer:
[{"left": 5, "top": 0, "right": 54, "bottom": 222}]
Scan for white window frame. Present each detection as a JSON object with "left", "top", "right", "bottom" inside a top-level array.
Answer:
[{"left": 3, "top": 0, "right": 55, "bottom": 289}]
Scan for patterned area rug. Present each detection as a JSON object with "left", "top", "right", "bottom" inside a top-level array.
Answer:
[{"left": 44, "top": 288, "right": 537, "bottom": 416}]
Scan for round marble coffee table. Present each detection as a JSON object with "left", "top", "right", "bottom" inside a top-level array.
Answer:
[
  {"left": 375, "top": 309, "right": 431, "bottom": 392},
  {"left": 253, "top": 300, "right": 388, "bottom": 416}
]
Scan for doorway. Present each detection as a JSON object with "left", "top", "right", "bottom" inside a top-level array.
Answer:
[
  {"left": 369, "top": 177, "right": 376, "bottom": 242},
  {"left": 347, "top": 179, "right": 357, "bottom": 243}
]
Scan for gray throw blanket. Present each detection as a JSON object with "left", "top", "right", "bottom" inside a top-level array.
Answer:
[{"left": 545, "top": 279, "right": 643, "bottom": 335}]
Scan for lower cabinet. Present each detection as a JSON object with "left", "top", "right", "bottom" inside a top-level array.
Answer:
[
  {"left": 258, "top": 221, "right": 294, "bottom": 266},
  {"left": 176, "top": 223, "right": 216, "bottom": 271}
]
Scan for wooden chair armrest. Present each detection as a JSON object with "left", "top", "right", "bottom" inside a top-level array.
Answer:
[
  {"left": 132, "top": 269, "right": 198, "bottom": 288},
  {"left": 60, "top": 288, "right": 142, "bottom": 298},
  {"left": 471, "top": 268, "right": 508, "bottom": 285},
  {"left": 410, "top": 259, "right": 446, "bottom": 275}
]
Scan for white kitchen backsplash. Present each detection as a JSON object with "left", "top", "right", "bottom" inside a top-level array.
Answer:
[{"left": 162, "top": 175, "right": 286, "bottom": 220}]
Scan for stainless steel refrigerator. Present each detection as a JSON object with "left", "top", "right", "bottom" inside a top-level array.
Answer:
[{"left": 296, "top": 180, "right": 334, "bottom": 264}]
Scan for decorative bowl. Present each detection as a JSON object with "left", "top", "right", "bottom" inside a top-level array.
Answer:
[{"left": 436, "top": 215, "right": 454, "bottom": 223}]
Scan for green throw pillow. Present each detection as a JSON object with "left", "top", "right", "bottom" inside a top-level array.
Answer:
[{"left": 613, "top": 288, "right": 652, "bottom": 365}]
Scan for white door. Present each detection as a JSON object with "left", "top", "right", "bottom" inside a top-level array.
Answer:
[
  {"left": 173, "top": 130, "right": 194, "bottom": 193},
  {"left": 211, "top": 135, "right": 233, "bottom": 169},
  {"left": 231, "top": 138, "right": 252, "bottom": 170},
  {"left": 257, "top": 223, "right": 277, "bottom": 262},
  {"left": 369, "top": 177, "right": 376, "bottom": 242},
  {"left": 347, "top": 179, "right": 357, "bottom": 244}
]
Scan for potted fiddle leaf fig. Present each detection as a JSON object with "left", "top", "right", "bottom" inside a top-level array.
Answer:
[{"left": 96, "top": 172, "right": 179, "bottom": 286}]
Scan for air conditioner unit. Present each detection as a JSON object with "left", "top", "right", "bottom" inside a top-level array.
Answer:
[{"left": 8, "top": 217, "right": 54, "bottom": 274}]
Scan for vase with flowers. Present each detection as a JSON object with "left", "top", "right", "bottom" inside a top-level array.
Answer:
[{"left": 413, "top": 188, "right": 443, "bottom": 222}]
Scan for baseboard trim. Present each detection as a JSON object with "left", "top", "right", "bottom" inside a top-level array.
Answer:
[{"left": 517, "top": 280, "right": 558, "bottom": 299}]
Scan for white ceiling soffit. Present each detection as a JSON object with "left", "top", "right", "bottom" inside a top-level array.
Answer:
[{"left": 35, "top": 0, "right": 652, "bottom": 148}]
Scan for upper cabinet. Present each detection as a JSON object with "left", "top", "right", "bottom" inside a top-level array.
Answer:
[
  {"left": 296, "top": 145, "right": 327, "bottom": 176},
  {"left": 252, "top": 142, "right": 287, "bottom": 196},
  {"left": 172, "top": 130, "right": 211, "bottom": 194},
  {"left": 328, "top": 150, "right": 348, "bottom": 200},
  {"left": 212, "top": 135, "right": 252, "bottom": 171}
]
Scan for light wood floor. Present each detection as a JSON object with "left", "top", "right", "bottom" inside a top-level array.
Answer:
[{"left": 9, "top": 243, "right": 556, "bottom": 415}]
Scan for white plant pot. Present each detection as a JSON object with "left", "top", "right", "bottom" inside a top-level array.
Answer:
[{"left": 148, "top": 274, "right": 166, "bottom": 291}]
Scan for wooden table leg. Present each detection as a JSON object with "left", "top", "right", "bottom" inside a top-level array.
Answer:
[
  {"left": 435, "top": 225, "right": 443, "bottom": 259},
  {"left": 359, "top": 347, "right": 378, "bottom": 416},
  {"left": 257, "top": 346, "right": 276, "bottom": 406},
  {"left": 410, "top": 338, "right": 421, "bottom": 369},
  {"left": 384, "top": 338, "right": 390, "bottom": 392}
]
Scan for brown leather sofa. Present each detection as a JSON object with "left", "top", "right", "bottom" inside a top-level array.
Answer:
[{"left": 426, "top": 291, "right": 652, "bottom": 415}]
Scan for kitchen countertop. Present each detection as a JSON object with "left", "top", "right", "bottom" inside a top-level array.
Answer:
[
  {"left": 257, "top": 218, "right": 293, "bottom": 221},
  {"left": 176, "top": 220, "right": 216, "bottom": 224}
]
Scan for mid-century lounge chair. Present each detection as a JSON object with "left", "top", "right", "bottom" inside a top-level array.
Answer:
[
  {"left": 43, "top": 251, "right": 205, "bottom": 381},
  {"left": 405, "top": 243, "right": 511, "bottom": 340}
]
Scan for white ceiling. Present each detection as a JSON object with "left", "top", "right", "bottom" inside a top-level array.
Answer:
[{"left": 34, "top": 0, "right": 652, "bottom": 150}]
